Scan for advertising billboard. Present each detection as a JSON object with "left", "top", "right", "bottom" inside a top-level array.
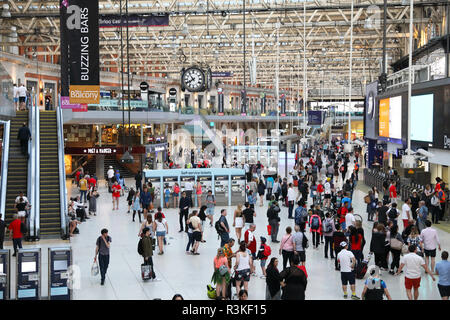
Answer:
[
  {"left": 364, "top": 81, "right": 378, "bottom": 139},
  {"left": 378, "top": 95, "right": 402, "bottom": 140},
  {"left": 411, "top": 94, "right": 434, "bottom": 142}
]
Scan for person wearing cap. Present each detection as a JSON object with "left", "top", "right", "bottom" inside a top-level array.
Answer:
[
  {"left": 361, "top": 266, "right": 392, "bottom": 300},
  {"left": 337, "top": 241, "right": 360, "bottom": 299},
  {"left": 257, "top": 237, "right": 271, "bottom": 279}
]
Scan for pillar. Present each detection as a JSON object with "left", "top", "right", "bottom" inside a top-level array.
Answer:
[
  {"left": 98, "top": 126, "right": 102, "bottom": 147},
  {"left": 96, "top": 155, "right": 105, "bottom": 179},
  {"left": 140, "top": 124, "right": 144, "bottom": 145}
]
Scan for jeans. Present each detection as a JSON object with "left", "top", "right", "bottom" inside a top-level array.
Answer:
[
  {"left": 324, "top": 236, "right": 334, "bottom": 258},
  {"left": 431, "top": 206, "right": 440, "bottom": 223},
  {"left": 98, "top": 254, "right": 110, "bottom": 281},
  {"left": 281, "top": 250, "right": 294, "bottom": 270},
  {"left": 20, "top": 139, "right": 28, "bottom": 156},
  {"left": 269, "top": 219, "right": 279, "bottom": 241},
  {"left": 80, "top": 190, "right": 87, "bottom": 203},
  {"left": 186, "top": 232, "right": 194, "bottom": 251},
  {"left": 220, "top": 232, "right": 230, "bottom": 247},
  {"left": 334, "top": 248, "right": 342, "bottom": 269},
  {"left": 143, "top": 256, "right": 156, "bottom": 279},
  {"left": 311, "top": 231, "right": 320, "bottom": 247},
  {"left": 179, "top": 210, "right": 188, "bottom": 231},
  {"left": 390, "top": 248, "right": 401, "bottom": 271},
  {"left": 288, "top": 201, "right": 294, "bottom": 218},
  {"left": 13, "top": 238, "right": 22, "bottom": 254}
]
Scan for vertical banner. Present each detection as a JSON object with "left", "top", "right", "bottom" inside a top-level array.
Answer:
[
  {"left": 280, "top": 94, "right": 286, "bottom": 116},
  {"left": 217, "top": 88, "right": 224, "bottom": 115},
  {"left": 260, "top": 93, "right": 266, "bottom": 116},
  {"left": 60, "top": 1, "right": 69, "bottom": 97},
  {"left": 240, "top": 90, "right": 247, "bottom": 116},
  {"left": 63, "top": 0, "right": 100, "bottom": 104}
]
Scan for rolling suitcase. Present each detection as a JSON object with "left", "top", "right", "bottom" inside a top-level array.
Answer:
[
  {"left": 141, "top": 263, "right": 153, "bottom": 280},
  {"left": 355, "top": 253, "right": 372, "bottom": 279}
]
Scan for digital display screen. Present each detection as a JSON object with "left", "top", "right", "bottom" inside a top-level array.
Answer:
[
  {"left": 0, "top": 264, "right": 3, "bottom": 274},
  {"left": 411, "top": 94, "right": 434, "bottom": 142},
  {"left": 379, "top": 96, "right": 402, "bottom": 139},
  {"left": 54, "top": 260, "right": 68, "bottom": 271},
  {"left": 21, "top": 262, "right": 36, "bottom": 273}
]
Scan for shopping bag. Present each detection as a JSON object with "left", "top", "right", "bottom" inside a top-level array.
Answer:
[
  {"left": 91, "top": 261, "right": 99, "bottom": 276},
  {"left": 141, "top": 263, "right": 153, "bottom": 280},
  {"left": 267, "top": 225, "right": 272, "bottom": 236}
]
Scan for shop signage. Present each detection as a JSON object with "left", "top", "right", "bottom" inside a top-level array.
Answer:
[
  {"left": 63, "top": 0, "right": 100, "bottom": 104},
  {"left": 65, "top": 146, "right": 145, "bottom": 154},
  {"left": 71, "top": 104, "right": 88, "bottom": 112},
  {"left": 145, "top": 143, "right": 168, "bottom": 153},
  {"left": 61, "top": 96, "right": 82, "bottom": 109},
  {"left": 99, "top": 14, "right": 169, "bottom": 28},
  {"left": 212, "top": 72, "right": 233, "bottom": 78}
]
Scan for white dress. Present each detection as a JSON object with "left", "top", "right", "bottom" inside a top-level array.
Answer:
[{"left": 235, "top": 216, "right": 244, "bottom": 228}]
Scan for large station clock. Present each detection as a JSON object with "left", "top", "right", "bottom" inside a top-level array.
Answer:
[{"left": 181, "top": 66, "right": 206, "bottom": 92}]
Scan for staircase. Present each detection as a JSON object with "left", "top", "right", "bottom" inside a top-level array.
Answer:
[
  {"left": 4, "top": 111, "right": 29, "bottom": 224},
  {"left": 103, "top": 155, "right": 135, "bottom": 178},
  {"left": 39, "top": 111, "right": 61, "bottom": 237}
]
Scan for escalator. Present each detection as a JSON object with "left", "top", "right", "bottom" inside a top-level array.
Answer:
[
  {"left": 4, "top": 111, "right": 29, "bottom": 224},
  {"left": 39, "top": 110, "right": 62, "bottom": 237}
]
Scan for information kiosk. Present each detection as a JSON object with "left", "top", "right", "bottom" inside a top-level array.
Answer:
[
  {"left": 214, "top": 175, "right": 229, "bottom": 206},
  {"left": 231, "top": 175, "right": 247, "bottom": 204},
  {"left": 0, "top": 249, "right": 10, "bottom": 300},
  {"left": 16, "top": 248, "right": 41, "bottom": 300},
  {"left": 48, "top": 247, "right": 72, "bottom": 300}
]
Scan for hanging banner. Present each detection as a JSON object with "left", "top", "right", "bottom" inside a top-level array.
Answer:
[
  {"left": 99, "top": 14, "right": 169, "bottom": 28},
  {"left": 217, "top": 88, "right": 224, "bottom": 115},
  {"left": 72, "top": 104, "right": 88, "bottom": 112},
  {"left": 240, "top": 90, "right": 247, "bottom": 116},
  {"left": 280, "top": 94, "right": 286, "bottom": 117},
  {"left": 212, "top": 72, "right": 234, "bottom": 78},
  {"left": 308, "top": 111, "right": 324, "bottom": 125},
  {"left": 260, "top": 93, "right": 266, "bottom": 116},
  {"left": 64, "top": 0, "right": 100, "bottom": 104}
]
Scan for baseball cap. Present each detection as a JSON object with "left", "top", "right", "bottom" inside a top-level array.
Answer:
[{"left": 340, "top": 241, "right": 348, "bottom": 248}]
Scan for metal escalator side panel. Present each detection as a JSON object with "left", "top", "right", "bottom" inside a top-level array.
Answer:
[
  {"left": 0, "top": 120, "right": 11, "bottom": 220},
  {"left": 57, "top": 102, "right": 68, "bottom": 238},
  {"left": 34, "top": 99, "right": 40, "bottom": 238},
  {"left": 27, "top": 98, "right": 36, "bottom": 239}
]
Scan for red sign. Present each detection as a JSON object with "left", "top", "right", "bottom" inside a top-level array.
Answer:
[{"left": 72, "top": 104, "right": 88, "bottom": 112}]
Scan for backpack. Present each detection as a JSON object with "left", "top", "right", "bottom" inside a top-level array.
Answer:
[
  {"left": 323, "top": 219, "right": 333, "bottom": 233},
  {"left": 174, "top": 185, "right": 180, "bottom": 194},
  {"left": 137, "top": 238, "right": 144, "bottom": 256},
  {"left": 311, "top": 216, "right": 320, "bottom": 230},
  {"left": 388, "top": 208, "right": 398, "bottom": 220},
  {"left": 215, "top": 220, "right": 224, "bottom": 234},
  {"left": 20, "top": 222, "right": 27, "bottom": 235},
  {"left": 431, "top": 195, "right": 439, "bottom": 206},
  {"left": 295, "top": 206, "right": 308, "bottom": 226},
  {"left": 263, "top": 244, "right": 271, "bottom": 257}
]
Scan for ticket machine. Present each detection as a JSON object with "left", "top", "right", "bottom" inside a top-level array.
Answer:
[
  {"left": 0, "top": 249, "right": 10, "bottom": 300},
  {"left": 16, "top": 248, "right": 41, "bottom": 300},
  {"left": 163, "top": 176, "right": 178, "bottom": 208},
  {"left": 214, "top": 175, "right": 229, "bottom": 206},
  {"left": 148, "top": 177, "right": 161, "bottom": 208},
  {"left": 231, "top": 175, "right": 246, "bottom": 205},
  {"left": 197, "top": 176, "right": 212, "bottom": 206},
  {"left": 48, "top": 247, "right": 72, "bottom": 300}
]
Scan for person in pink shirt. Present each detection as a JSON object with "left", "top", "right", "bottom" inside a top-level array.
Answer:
[
  {"left": 279, "top": 226, "right": 294, "bottom": 270},
  {"left": 420, "top": 220, "right": 441, "bottom": 272}
]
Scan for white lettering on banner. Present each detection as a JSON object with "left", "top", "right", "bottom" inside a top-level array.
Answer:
[
  {"left": 80, "top": 8, "right": 89, "bottom": 82},
  {"left": 84, "top": 148, "right": 115, "bottom": 154},
  {"left": 66, "top": 5, "right": 81, "bottom": 30},
  {"left": 70, "top": 90, "right": 98, "bottom": 100}
]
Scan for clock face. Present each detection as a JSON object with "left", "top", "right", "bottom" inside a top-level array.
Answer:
[{"left": 182, "top": 67, "right": 205, "bottom": 92}]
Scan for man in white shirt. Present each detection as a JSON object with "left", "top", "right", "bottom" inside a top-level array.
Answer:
[
  {"left": 13, "top": 83, "right": 19, "bottom": 110},
  {"left": 184, "top": 180, "right": 194, "bottom": 207},
  {"left": 323, "top": 178, "right": 332, "bottom": 208},
  {"left": 107, "top": 166, "right": 115, "bottom": 185},
  {"left": 15, "top": 191, "right": 29, "bottom": 205},
  {"left": 345, "top": 207, "right": 356, "bottom": 232},
  {"left": 18, "top": 84, "right": 27, "bottom": 110},
  {"left": 396, "top": 244, "right": 435, "bottom": 300},
  {"left": 337, "top": 241, "right": 360, "bottom": 299},
  {"left": 287, "top": 183, "right": 296, "bottom": 219},
  {"left": 402, "top": 198, "right": 412, "bottom": 229},
  {"left": 420, "top": 220, "right": 442, "bottom": 272}
]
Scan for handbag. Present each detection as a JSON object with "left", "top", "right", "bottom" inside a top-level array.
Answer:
[
  {"left": 91, "top": 261, "right": 99, "bottom": 276},
  {"left": 401, "top": 244, "right": 409, "bottom": 255},
  {"left": 390, "top": 237, "right": 403, "bottom": 250},
  {"left": 141, "top": 263, "right": 153, "bottom": 280}
]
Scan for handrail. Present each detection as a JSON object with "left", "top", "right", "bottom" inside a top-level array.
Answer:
[
  {"left": 34, "top": 95, "right": 40, "bottom": 239},
  {"left": 27, "top": 95, "right": 36, "bottom": 239},
  {"left": 0, "top": 120, "right": 10, "bottom": 220},
  {"left": 57, "top": 97, "right": 68, "bottom": 238}
]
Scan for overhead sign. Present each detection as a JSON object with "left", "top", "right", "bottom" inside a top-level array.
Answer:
[
  {"left": 169, "top": 88, "right": 177, "bottom": 96},
  {"left": 61, "top": 96, "right": 82, "bottom": 110},
  {"left": 71, "top": 104, "right": 88, "bottom": 112},
  {"left": 63, "top": 0, "right": 100, "bottom": 104},
  {"left": 212, "top": 72, "right": 233, "bottom": 78},
  {"left": 140, "top": 82, "right": 149, "bottom": 91},
  {"left": 99, "top": 14, "right": 169, "bottom": 28},
  {"left": 308, "top": 111, "right": 324, "bottom": 125}
]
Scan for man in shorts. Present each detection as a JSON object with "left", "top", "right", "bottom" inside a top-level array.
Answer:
[
  {"left": 205, "top": 190, "right": 216, "bottom": 226},
  {"left": 435, "top": 251, "right": 450, "bottom": 300},
  {"left": 337, "top": 241, "right": 360, "bottom": 299},
  {"left": 396, "top": 244, "right": 435, "bottom": 300},
  {"left": 420, "top": 220, "right": 441, "bottom": 272}
]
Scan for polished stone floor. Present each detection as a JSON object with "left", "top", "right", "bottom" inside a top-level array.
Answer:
[{"left": 3, "top": 159, "right": 449, "bottom": 300}]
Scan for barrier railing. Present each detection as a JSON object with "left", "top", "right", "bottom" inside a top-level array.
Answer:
[{"left": 0, "top": 120, "right": 10, "bottom": 220}]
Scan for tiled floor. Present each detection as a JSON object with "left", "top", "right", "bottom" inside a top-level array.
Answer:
[{"left": 3, "top": 158, "right": 449, "bottom": 300}]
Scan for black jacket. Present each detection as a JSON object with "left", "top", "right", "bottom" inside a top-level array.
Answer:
[
  {"left": 266, "top": 266, "right": 281, "bottom": 297},
  {"left": 17, "top": 126, "right": 31, "bottom": 141},
  {"left": 370, "top": 231, "right": 386, "bottom": 254},
  {"left": 135, "top": 173, "right": 142, "bottom": 183},
  {"left": 279, "top": 266, "right": 307, "bottom": 300},
  {"left": 179, "top": 196, "right": 191, "bottom": 211},
  {"left": 267, "top": 205, "right": 280, "bottom": 222},
  {"left": 0, "top": 219, "right": 5, "bottom": 240}
]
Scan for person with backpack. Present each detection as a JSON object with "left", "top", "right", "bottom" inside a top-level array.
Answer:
[
  {"left": 139, "top": 227, "right": 158, "bottom": 281},
  {"left": 212, "top": 248, "right": 231, "bottom": 300},
  {"left": 309, "top": 211, "right": 322, "bottom": 249},
  {"left": 281, "top": 179, "right": 288, "bottom": 206},
  {"left": 294, "top": 200, "right": 308, "bottom": 230},
  {"left": 387, "top": 203, "right": 399, "bottom": 226},
  {"left": 333, "top": 224, "right": 347, "bottom": 270},
  {"left": 267, "top": 201, "right": 281, "bottom": 243},
  {"left": 361, "top": 266, "right": 392, "bottom": 300},
  {"left": 257, "top": 237, "right": 271, "bottom": 278},
  {"left": 292, "top": 224, "right": 308, "bottom": 266},
  {"left": 323, "top": 212, "right": 336, "bottom": 259}
]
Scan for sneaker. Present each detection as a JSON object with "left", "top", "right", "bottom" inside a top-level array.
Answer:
[
  {"left": 351, "top": 295, "right": 360, "bottom": 300},
  {"left": 260, "top": 275, "right": 266, "bottom": 279},
  {"left": 185, "top": 251, "right": 191, "bottom": 255},
  {"left": 343, "top": 294, "right": 348, "bottom": 299},
  {"left": 152, "top": 278, "right": 161, "bottom": 282}
]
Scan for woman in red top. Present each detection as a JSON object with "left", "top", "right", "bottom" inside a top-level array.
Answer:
[
  {"left": 111, "top": 181, "right": 122, "bottom": 210},
  {"left": 349, "top": 221, "right": 365, "bottom": 265}
]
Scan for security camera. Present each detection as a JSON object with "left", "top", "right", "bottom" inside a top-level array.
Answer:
[{"left": 416, "top": 148, "right": 434, "bottom": 158}]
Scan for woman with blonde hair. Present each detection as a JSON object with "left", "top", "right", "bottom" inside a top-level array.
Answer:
[
  {"left": 406, "top": 225, "right": 424, "bottom": 256},
  {"left": 212, "top": 248, "right": 230, "bottom": 300},
  {"left": 233, "top": 204, "right": 245, "bottom": 243}
]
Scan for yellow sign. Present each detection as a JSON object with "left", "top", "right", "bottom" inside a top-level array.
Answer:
[
  {"left": 69, "top": 85, "right": 100, "bottom": 104},
  {"left": 379, "top": 98, "right": 390, "bottom": 137}
]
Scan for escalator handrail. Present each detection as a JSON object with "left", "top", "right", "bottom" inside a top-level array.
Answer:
[
  {"left": 0, "top": 120, "right": 10, "bottom": 221},
  {"left": 57, "top": 98, "right": 68, "bottom": 237},
  {"left": 27, "top": 96, "right": 36, "bottom": 238},
  {"left": 34, "top": 95, "right": 40, "bottom": 237}
]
